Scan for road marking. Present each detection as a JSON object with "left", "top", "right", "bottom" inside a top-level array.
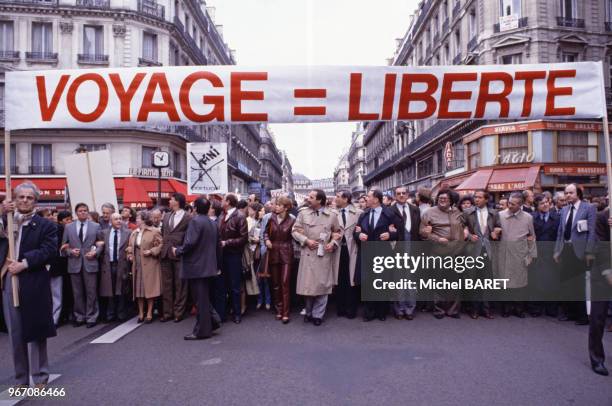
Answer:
[
  {"left": 211, "top": 340, "right": 222, "bottom": 345},
  {"left": 200, "top": 358, "right": 222, "bottom": 366},
  {"left": 0, "top": 374, "right": 61, "bottom": 406},
  {"left": 90, "top": 317, "right": 142, "bottom": 344}
]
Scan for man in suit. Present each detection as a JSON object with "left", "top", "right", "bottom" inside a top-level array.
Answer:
[
  {"left": 48, "top": 211, "right": 71, "bottom": 326},
  {"left": 160, "top": 193, "right": 190, "bottom": 322},
  {"left": 389, "top": 186, "right": 421, "bottom": 320},
  {"left": 218, "top": 193, "right": 248, "bottom": 323},
  {"left": 99, "top": 213, "right": 131, "bottom": 322},
  {"left": 551, "top": 191, "right": 566, "bottom": 216},
  {"left": 463, "top": 190, "right": 501, "bottom": 319},
  {"left": 174, "top": 197, "right": 222, "bottom": 340},
  {"left": 522, "top": 190, "right": 535, "bottom": 213},
  {"left": 588, "top": 204, "right": 612, "bottom": 376},
  {"left": 554, "top": 184, "right": 597, "bottom": 325},
  {"left": 2, "top": 182, "right": 57, "bottom": 387},
  {"left": 354, "top": 189, "right": 400, "bottom": 322},
  {"left": 99, "top": 202, "right": 115, "bottom": 231},
  {"left": 61, "top": 202, "right": 103, "bottom": 328},
  {"left": 332, "top": 191, "right": 361, "bottom": 319}
]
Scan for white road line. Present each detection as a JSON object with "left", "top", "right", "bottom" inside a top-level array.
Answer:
[
  {"left": 0, "top": 374, "right": 61, "bottom": 406},
  {"left": 90, "top": 317, "right": 143, "bottom": 344}
]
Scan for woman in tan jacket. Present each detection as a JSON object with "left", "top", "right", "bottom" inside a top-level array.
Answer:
[{"left": 127, "top": 210, "right": 162, "bottom": 323}]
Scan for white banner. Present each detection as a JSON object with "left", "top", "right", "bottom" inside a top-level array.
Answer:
[
  {"left": 187, "top": 142, "right": 228, "bottom": 195},
  {"left": 4, "top": 62, "right": 604, "bottom": 130}
]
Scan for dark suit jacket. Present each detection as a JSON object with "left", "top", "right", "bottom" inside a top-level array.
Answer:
[
  {"left": 389, "top": 203, "right": 421, "bottom": 242},
  {"left": 48, "top": 222, "right": 67, "bottom": 277},
  {"left": 554, "top": 200, "right": 597, "bottom": 259},
  {"left": 161, "top": 211, "right": 190, "bottom": 260},
  {"left": 592, "top": 208, "right": 611, "bottom": 298},
  {"left": 10, "top": 215, "right": 57, "bottom": 342},
  {"left": 532, "top": 211, "right": 560, "bottom": 242},
  {"left": 176, "top": 214, "right": 221, "bottom": 279},
  {"left": 219, "top": 209, "right": 248, "bottom": 254},
  {"left": 354, "top": 206, "right": 401, "bottom": 243},
  {"left": 463, "top": 207, "right": 501, "bottom": 257},
  {"left": 99, "top": 226, "right": 131, "bottom": 297}
]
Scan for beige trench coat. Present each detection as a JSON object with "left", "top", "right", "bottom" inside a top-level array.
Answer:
[
  {"left": 127, "top": 226, "right": 162, "bottom": 299},
  {"left": 332, "top": 205, "right": 362, "bottom": 287},
  {"left": 292, "top": 207, "right": 341, "bottom": 296},
  {"left": 496, "top": 209, "right": 537, "bottom": 289}
]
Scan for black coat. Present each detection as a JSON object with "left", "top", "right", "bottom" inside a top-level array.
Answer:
[
  {"left": 48, "top": 222, "right": 67, "bottom": 277},
  {"left": 14, "top": 215, "right": 57, "bottom": 342},
  {"left": 176, "top": 214, "right": 221, "bottom": 279},
  {"left": 389, "top": 203, "right": 421, "bottom": 242},
  {"left": 532, "top": 211, "right": 560, "bottom": 242},
  {"left": 531, "top": 211, "right": 561, "bottom": 292}
]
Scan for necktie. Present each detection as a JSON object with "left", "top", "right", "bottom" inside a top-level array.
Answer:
[
  {"left": 169, "top": 212, "right": 175, "bottom": 229},
  {"left": 401, "top": 206, "right": 407, "bottom": 223},
  {"left": 341, "top": 209, "right": 346, "bottom": 226},
  {"left": 479, "top": 209, "right": 487, "bottom": 233},
  {"left": 564, "top": 205, "right": 574, "bottom": 241},
  {"left": 112, "top": 230, "right": 118, "bottom": 262},
  {"left": 369, "top": 210, "right": 375, "bottom": 231},
  {"left": 315, "top": 210, "right": 319, "bottom": 216},
  {"left": 79, "top": 222, "right": 84, "bottom": 242}
]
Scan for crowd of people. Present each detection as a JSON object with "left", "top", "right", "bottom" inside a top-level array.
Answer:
[{"left": 1, "top": 180, "right": 611, "bottom": 388}]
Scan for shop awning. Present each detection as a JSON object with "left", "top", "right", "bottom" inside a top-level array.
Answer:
[
  {"left": 456, "top": 166, "right": 540, "bottom": 192},
  {"left": 0, "top": 177, "right": 67, "bottom": 200},
  {"left": 121, "top": 177, "right": 153, "bottom": 208}
]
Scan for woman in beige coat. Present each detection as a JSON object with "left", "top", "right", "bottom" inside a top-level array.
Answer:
[{"left": 127, "top": 210, "right": 162, "bottom": 323}]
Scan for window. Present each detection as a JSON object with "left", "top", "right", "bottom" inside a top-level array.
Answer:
[
  {"left": 442, "top": 0, "right": 448, "bottom": 19},
  {"left": 498, "top": 133, "right": 528, "bottom": 158},
  {"left": 31, "top": 144, "right": 52, "bottom": 173},
  {"left": 83, "top": 25, "right": 103, "bottom": 55},
  {"left": 0, "top": 21, "right": 14, "bottom": 53},
  {"left": 417, "top": 157, "right": 433, "bottom": 178},
  {"left": 557, "top": 132, "right": 598, "bottom": 162},
  {"left": 449, "top": 141, "right": 465, "bottom": 170},
  {"left": 79, "top": 144, "right": 106, "bottom": 152},
  {"left": 468, "top": 140, "right": 480, "bottom": 169},
  {"left": 607, "top": 0, "right": 612, "bottom": 22},
  {"left": 142, "top": 32, "right": 158, "bottom": 62},
  {"left": 185, "top": 15, "right": 190, "bottom": 32},
  {"left": 0, "top": 144, "right": 16, "bottom": 170},
  {"left": 562, "top": 52, "right": 578, "bottom": 62},
  {"left": 559, "top": 0, "right": 577, "bottom": 19},
  {"left": 454, "top": 30, "right": 461, "bottom": 55},
  {"left": 433, "top": 15, "right": 439, "bottom": 36},
  {"left": 500, "top": 0, "right": 521, "bottom": 17},
  {"left": 173, "top": 151, "right": 181, "bottom": 173},
  {"left": 501, "top": 53, "right": 522, "bottom": 64},
  {"left": 32, "top": 22, "right": 52, "bottom": 55},
  {"left": 142, "top": 146, "right": 156, "bottom": 168},
  {"left": 436, "top": 150, "right": 443, "bottom": 173},
  {"left": 468, "top": 9, "right": 477, "bottom": 38}
]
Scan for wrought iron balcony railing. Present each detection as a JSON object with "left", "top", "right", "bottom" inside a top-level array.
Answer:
[
  {"left": 26, "top": 51, "right": 58, "bottom": 61},
  {"left": 76, "top": 0, "right": 110, "bottom": 9},
  {"left": 453, "top": 53, "right": 462, "bottom": 65},
  {"left": 77, "top": 53, "right": 109, "bottom": 64},
  {"left": 138, "top": 0, "right": 165, "bottom": 20},
  {"left": 556, "top": 17, "right": 585, "bottom": 28},
  {"left": 467, "top": 36, "right": 478, "bottom": 52},
  {"left": 138, "top": 57, "right": 162, "bottom": 67},
  {"left": 0, "top": 50, "right": 19, "bottom": 60}
]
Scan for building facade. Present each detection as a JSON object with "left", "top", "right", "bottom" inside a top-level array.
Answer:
[
  {"left": 0, "top": 0, "right": 278, "bottom": 207},
  {"left": 256, "top": 125, "right": 283, "bottom": 201},
  {"left": 363, "top": 0, "right": 612, "bottom": 198},
  {"left": 333, "top": 151, "right": 349, "bottom": 193},
  {"left": 279, "top": 150, "right": 294, "bottom": 197},
  {"left": 347, "top": 123, "right": 366, "bottom": 199}
]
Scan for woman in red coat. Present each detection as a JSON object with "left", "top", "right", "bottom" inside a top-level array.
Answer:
[{"left": 264, "top": 196, "right": 295, "bottom": 324}]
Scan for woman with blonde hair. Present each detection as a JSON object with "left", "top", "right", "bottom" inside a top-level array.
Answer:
[{"left": 127, "top": 210, "right": 162, "bottom": 323}]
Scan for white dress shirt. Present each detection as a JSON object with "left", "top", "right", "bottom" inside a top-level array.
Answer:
[
  {"left": 225, "top": 207, "right": 236, "bottom": 221},
  {"left": 395, "top": 204, "right": 411, "bottom": 232}
]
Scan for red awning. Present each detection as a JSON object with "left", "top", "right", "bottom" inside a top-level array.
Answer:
[
  {"left": 456, "top": 166, "right": 540, "bottom": 192},
  {"left": 121, "top": 177, "right": 153, "bottom": 208},
  {"left": 0, "top": 178, "right": 67, "bottom": 200},
  {"left": 167, "top": 178, "right": 205, "bottom": 201}
]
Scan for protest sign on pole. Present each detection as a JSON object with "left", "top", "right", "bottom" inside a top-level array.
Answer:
[
  {"left": 187, "top": 142, "right": 228, "bottom": 195},
  {"left": 64, "top": 150, "right": 118, "bottom": 214},
  {"left": 4, "top": 62, "right": 605, "bottom": 130}
]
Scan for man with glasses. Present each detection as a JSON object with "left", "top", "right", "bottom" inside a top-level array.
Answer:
[{"left": 2, "top": 182, "right": 57, "bottom": 388}]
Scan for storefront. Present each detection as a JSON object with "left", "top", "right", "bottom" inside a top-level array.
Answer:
[{"left": 441, "top": 120, "right": 609, "bottom": 200}]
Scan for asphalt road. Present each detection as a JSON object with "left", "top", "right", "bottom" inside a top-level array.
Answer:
[{"left": 1, "top": 308, "right": 611, "bottom": 406}]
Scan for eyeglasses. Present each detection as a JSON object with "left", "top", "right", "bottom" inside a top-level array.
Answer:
[
  {"left": 16, "top": 195, "right": 35, "bottom": 201},
  {"left": 396, "top": 192, "right": 407, "bottom": 195}
]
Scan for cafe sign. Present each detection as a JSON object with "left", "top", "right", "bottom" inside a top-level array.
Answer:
[
  {"left": 129, "top": 167, "right": 174, "bottom": 177},
  {"left": 494, "top": 152, "right": 535, "bottom": 165}
]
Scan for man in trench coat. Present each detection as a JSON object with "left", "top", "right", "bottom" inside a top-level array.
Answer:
[{"left": 292, "top": 189, "right": 341, "bottom": 326}]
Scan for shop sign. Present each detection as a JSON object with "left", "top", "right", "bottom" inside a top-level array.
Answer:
[
  {"left": 543, "top": 166, "right": 607, "bottom": 175},
  {"left": 129, "top": 167, "right": 174, "bottom": 177},
  {"left": 494, "top": 152, "right": 535, "bottom": 165},
  {"left": 489, "top": 182, "right": 526, "bottom": 191},
  {"left": 444, "top": 142, "right": 453, "bottom": 168}
]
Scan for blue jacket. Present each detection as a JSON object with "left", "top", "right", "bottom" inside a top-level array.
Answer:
[{"left": 554, "top": 201, "right": 597, "bottom": 259}]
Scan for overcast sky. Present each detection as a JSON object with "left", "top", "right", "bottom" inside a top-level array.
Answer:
[{"left": 208, "top": 0, "right": 419, "bottom": 179}]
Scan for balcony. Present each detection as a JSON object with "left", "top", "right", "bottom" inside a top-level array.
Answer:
[
  {"left": 172, "top": 170, "right": 184, "bottom": 179},
  {"left": 452, "top": 53, "right": 462, "bottom": 64},
  {"left": 0, "top": 0, "right": 57, "bottom": 5},
  {"left": 25, "top": 51, "right": 58, "bottom": 63},
  {"left": 138, "top": 57, "right": 162, "bottom": 67},
  {"left": 75, "top": 0, "right": 110, "bottom": 8},
  {"left": 605, "top": 22, "right": 612, "bottom": 32},
  {"left": 173, "top": 16, "right": 184, "bottom": 32},
  {"left": 442, "top": 18, "right": 449, "bottom": 34},
  {"left": 433, "top": 32, "right": 439, "bottom": 45},
  {"left": 0, "top": 50, "right": 19, "bottom": 61},
  {"left": 493, "top": 17, "right": 528, "bottom": 33},
  {"left": 77, "top": 54, "right": 109, "bottom": 64},
  {"left": 452, "top": 2, "right": 461, "bottom": 19},
  {"left": 172, "top": 16, "right": 207, "bottom": 65},
  {"left": 556, "top": 17, "right": 585, "bottom": 28},
  {"left": 29, "top": 166, "right": 54, "bottom": 175},
  {"left": 137, "top": 0, "right": 165, "bottom": 20},
  {"left": 467, "top": 36, "right": 478, "bottom": 52}
]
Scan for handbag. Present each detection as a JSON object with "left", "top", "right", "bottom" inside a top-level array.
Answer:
[{"left": 259, "top": 251, "right": 271, "bottom": 278}]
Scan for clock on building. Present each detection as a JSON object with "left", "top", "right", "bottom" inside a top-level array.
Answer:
[{"left": 152, "top": 151, "right": 169, "bottom": 168}]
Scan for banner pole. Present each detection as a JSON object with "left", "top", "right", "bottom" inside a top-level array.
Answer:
[
  {"left": 4, "top": 129, "right": 19, "bottom": 307},
  {"left": 599, "top": 63, "right": 612, "bottom": 269}
]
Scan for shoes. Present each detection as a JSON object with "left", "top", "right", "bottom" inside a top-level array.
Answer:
[
  {"left": 73, "top": 320, "right": 84, "bottom": 327},
  {"left": 470, "top": 312, "right": 479, "bottom": 320},
  {"left": 448, "top": 313, "right": 461, "bottom": 319},
  {"left": 530, "top": 312, "right": 542, "bottom": 318},
  {"left": 433, "top": 313, "right": 444, "bottom": 320},
  {"left": 575, "top": 318, "right": 589, "bottom": 326},
  {"left": 256, "top": 303, "right": 262, "bottom": 310},
  {"left": 394, "top": 314, "right": 404, "bottom": 320},
  {"left": 405, "top": 314, "right": 414, "bottom": 321},
  {"left": 265, "top": 304, "right": 271, "bottom": 310},
  {"left": 558, "top": 314, "right": 569, "bottom": 321},
  {"left": 233, "top": 316, "right": 241, "bottom": 324},
  {"left": 304, "top": 315, "right": 312, "bottom": 323},
  {"left": 346, "top": 313, "right": 356, "bottom": 320},
  {"left": 378, "top": 316, "right": 386, "bottom": 321},
  {"left": 275, "top": 314, "right": 282, "bottom": 320},
  {"left": 300, "top": 308, "right": 306, "bottom": 316},
  {"left": 514, "top": 311, "right": 526, "bottom": 319},
  {"left": 173, "top": 316, "right": 183, "bottom": 323},
  {"left": 159, "top": 317, "right": 170, "bottom": 323},
  {"left": 144, "top": 317, "right": 153, "bottom": 324},
  {"left": 312, "top": 318, "right": 322, "bottom": 326},
  {"left": 483, "top": 312, "right": 495, "bottom": 319},
  {"left": 362, "top": 316, "right": 374, "bottom": 322},
  {"left": 184, "top": 334, "right": 210, "bottom": 341},
  {"left": 282, "top": 317, "right": 290, "bottom": 324},
  {"left": 592, "top": 363, "right": 609, "bottom": 376},
  {"left": 137, "top": 316, "right": 144, "bottom": 324},
  {"left": 501, "top": 312, "right": 510, "bottom": 318},
  {"left": 86, "top": 322, "right": 97, "bottom": 328}
]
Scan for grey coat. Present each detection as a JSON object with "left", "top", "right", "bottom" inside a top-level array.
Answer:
[
  {"left": 61, "top": 220, "right": 104, "bottom": 273},
  {"left": 176, "top": 214, "right": 221, "bottom": 280},
  {"left": 99, "top": 226, "right": 131, "bottom": 297}
]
